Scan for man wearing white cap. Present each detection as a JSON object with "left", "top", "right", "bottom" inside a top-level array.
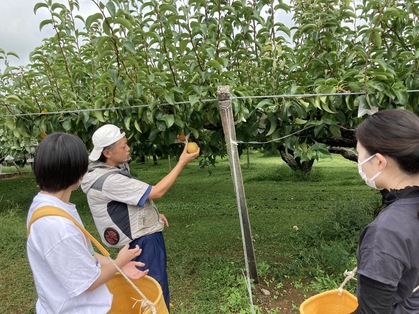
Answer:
[{"left": 81, "top": 124, "right": 199, "bottom": 312}]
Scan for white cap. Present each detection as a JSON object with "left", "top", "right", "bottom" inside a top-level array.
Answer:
[{"left": 89, "top": 124, "right": 126, "bottom": 161}]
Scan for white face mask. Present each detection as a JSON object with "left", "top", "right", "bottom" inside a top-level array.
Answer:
[{"left": 358, "top": 154, "right": 383, "bottom": 190}]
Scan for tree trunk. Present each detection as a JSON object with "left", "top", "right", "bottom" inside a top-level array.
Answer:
[{"left": 277, "top": 145, "right": 314, "bottom": 173}]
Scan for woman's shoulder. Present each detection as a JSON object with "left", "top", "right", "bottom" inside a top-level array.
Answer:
[{"left": 369, "top": 200, "right": 419, "bottom": 243}]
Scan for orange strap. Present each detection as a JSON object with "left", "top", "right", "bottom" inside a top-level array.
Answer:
[{"left": 27, "top": 206, "right": 110, "bottom": 257}]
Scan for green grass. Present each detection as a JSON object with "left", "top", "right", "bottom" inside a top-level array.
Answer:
[
  {"left": 0, "top": 164, "right": 32, "bottom": 175},
  {"left": 0, "top": 151, "right": 381, "bottom": 313}
]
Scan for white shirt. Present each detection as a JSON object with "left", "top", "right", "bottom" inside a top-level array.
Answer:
[{"left": 26, "top": 193, "right": 112, "bottom": 313}]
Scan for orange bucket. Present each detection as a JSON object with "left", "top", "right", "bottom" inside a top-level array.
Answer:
[
  {"left": 107, "top": 274, "right": 169, "bottom": 314},
  {"left": 300, "top": 289, "right": 358, "bottom": 314}
]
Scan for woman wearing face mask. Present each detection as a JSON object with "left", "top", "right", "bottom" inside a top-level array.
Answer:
[{"left": 353, "top": 109, "right": 419, "bottom": 313}]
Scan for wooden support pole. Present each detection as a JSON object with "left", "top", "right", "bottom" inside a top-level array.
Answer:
[{"left": 217, "top": 85, "right": 259, "bottom": 283}]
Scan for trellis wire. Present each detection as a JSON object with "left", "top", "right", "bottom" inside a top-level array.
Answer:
[
  {"left": 2, "top": 90, "right": 419, "bottom": 118},
  {"left": 233, "top": 125, "right": 316, "bottom": 145}
]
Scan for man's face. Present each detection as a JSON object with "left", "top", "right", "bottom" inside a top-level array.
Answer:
[{"left": 105, "top": 137, "right": 130, "bottom": 166}]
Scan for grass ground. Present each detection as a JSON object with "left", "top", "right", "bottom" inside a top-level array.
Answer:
[{"left": 0, "top": 151, "right": 381, "bottom": 313}]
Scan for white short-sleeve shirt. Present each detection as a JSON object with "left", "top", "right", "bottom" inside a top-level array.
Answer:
[{"left": 27, "top": 193, "right": 112, "bottom": 313}]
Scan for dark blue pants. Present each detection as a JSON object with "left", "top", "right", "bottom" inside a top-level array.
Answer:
[{"left": 129, "top": 232, "right": 170, "bottom": 312}]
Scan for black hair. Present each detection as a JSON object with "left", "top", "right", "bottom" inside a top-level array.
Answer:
[
  {"left": 98, "top": 152, "right": 107, "bottom": 163},
  {"left": 33, "top": 133, "right": 88, "bottom": 193},
  {"left": 356, "top": 109, "right": 419, "bottom": 174}
]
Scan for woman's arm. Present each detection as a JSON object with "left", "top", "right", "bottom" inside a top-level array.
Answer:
[
  {"left": 87, "top": 245, "right": 147, "bottom": 291},
  {"left": 353, "top": 274, "right": 396, "bottom": 314}
]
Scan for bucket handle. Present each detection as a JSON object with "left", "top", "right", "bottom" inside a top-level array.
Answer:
[{"left": 338, "top": 267, "right": 357, "bottom": 296}]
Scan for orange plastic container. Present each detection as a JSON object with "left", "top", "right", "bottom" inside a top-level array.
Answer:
[
  {"left": 107, "top": 274, "right": 169, "bottom": 314},
  {"left": 300, "top": 289, "right": 358, "bottom": 314}
]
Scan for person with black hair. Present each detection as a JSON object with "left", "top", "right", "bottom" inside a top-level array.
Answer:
[
  {"left": 354, "top": 109, "right": 419, "bottom": 313},
  {"left": 81, "top": 124, "right": 199, "bottom": 312},
  {"left": 27, "top": 133, "right": 148, "bottom": 314}
]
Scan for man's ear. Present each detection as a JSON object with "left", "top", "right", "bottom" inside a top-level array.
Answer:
[{"left": 102, "top": 149, "right": 112, "bottom": 159}]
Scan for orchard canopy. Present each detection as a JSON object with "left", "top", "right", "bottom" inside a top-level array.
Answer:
[{"left": 0, "top": 0, "right": 418, "bottom": 172}]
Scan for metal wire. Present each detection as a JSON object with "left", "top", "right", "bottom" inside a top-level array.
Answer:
[{"left": 1, "top": 90, "right": 418, "bottom": 118}]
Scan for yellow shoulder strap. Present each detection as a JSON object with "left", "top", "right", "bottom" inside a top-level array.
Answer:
[{"left": 27, "top": 206, "right": 110, "bottom": 257}]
